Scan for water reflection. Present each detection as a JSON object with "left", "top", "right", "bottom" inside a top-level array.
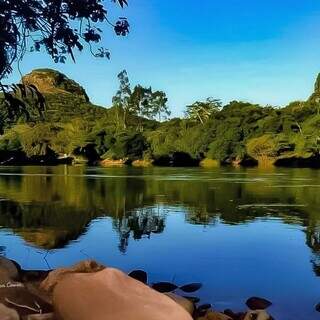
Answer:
[
  {"left": 0, "top": 166, "right": 319, "bottom": 270},
  {"left": 114, "top": 207, "right": 166, "bottom": 253}
]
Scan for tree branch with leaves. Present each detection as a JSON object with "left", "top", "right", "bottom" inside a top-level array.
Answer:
[{"left": 185, "top": 98, "right": 221, "bottom": 125}]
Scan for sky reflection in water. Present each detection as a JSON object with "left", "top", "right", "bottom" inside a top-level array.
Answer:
[{"left": 0, "top": 165, "right": 319, "bottom": 319}]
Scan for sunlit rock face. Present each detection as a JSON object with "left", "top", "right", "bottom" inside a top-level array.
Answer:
[
  {"left": 308, "top": 73, "right": 320, "bottom": 103},
  {"left": 22, "top": 69, "right": 89, "bottom": 102}
]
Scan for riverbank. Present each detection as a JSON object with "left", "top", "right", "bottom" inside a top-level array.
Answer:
[
  {"left": 2, "top": 69, "right": 320, "bottom": 172},
  {"left": 1, "top": 152, "right": 320, "bottom": 169},
  {"left": 0, "top": 257, "right": 277, "bottom": 320}
]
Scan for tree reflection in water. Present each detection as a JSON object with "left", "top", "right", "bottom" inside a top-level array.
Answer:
[
  {"left": 0, "top": 166, "right": 319, "bottom": 277},
  {"left": 114, "top": 207, "right": 166, "bottom": 253}
]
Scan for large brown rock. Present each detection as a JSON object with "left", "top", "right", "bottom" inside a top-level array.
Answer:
[
  {"left": 41, "top": 260, "right": 105, "bottom": 294},
  {"left": 165, "top": 293, "right": 194, "bottom": 315},
  {"left": 197, "top": 311, "right": 232, "bottom": 320},
  {"left": 52, "top": 267, "right": 193, "bottom": 320},
  {"left": 243, "top": 310, "right": 272, "bottom": 320}
]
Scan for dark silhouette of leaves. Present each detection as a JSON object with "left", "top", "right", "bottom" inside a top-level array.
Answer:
[
  {"left": 0, "top": 0, "right": 129, "bottom": 125},
  {"left": 0, "top": 0, "right": 129, "bottom": 81},
  {"left": 116, "top": 0, "right": 128, "bottom": 8},
  {"left": 0, "top": 83, "right": 46, "bottom": 132}
]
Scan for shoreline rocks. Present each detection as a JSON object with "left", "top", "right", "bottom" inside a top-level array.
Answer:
[{"left": 0, "top": 257, "right": 277, "bottom": 320}]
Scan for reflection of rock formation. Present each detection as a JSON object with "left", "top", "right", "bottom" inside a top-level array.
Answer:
[
  {"left": 0, "top": 164, "right": 319, "bottom": 274},
  {"left": 115, "top": 207, "right": 165, "bottom": 253},
  {"left": 0, "top": 200, "right": 99, "bottom": 249},
  {"left": 17, "top": 229, "right": 72, "bottom": 249}
]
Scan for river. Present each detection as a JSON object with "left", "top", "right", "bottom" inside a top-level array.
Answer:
[{"left": 0, "top": 165, "right": 319, "bottom": 319}]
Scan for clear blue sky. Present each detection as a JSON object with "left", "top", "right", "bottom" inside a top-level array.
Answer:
[{"left": 8, "top": 0, "right": 320, "bottom": 116}]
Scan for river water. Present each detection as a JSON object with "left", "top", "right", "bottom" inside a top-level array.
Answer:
[{"left": 0, "top": 165, "right": 319, "bottom": 319}]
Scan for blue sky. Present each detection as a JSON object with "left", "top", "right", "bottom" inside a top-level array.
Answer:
[{"left": 8, "top": 0, "right": 320, "bottom": 116}]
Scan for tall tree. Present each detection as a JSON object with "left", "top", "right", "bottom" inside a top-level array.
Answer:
[
  {"left": 150, "top": 90, "right": 170, "bottom": 121},
  {"left": 129, "top": 85, "right": 152, "bottom": 118},
  {"left": 112, "top": 70, "right": 132, "bottom": 130},
  {"left": 129, "top": 86, "right": 170, "bottom": 121},
  {"left": 112, "top": 72, "right": 171, "bottom": 131},
  {"left": 185, "top": 98, "right": 221, "bottom": 125}
]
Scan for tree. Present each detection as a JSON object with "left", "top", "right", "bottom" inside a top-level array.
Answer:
[
  {"left": 150, "top": 90, "right": 170, "bottom": 121},
  {"left": 113, "top": 73, "right": 171, "bottom": 131},
  {"left": 0, "top": 0, "right": 129, "bottom": 81},
  {"left": 112, "top": 70, "right": 132, "bottom": 130},
  {"left": 185, "top": 98, "right": 221, "bottom": 124},
  {"left": 103, "top": 132, "right": 148, "bottom": 161},
  {"left": 17, "top": 123, "right": 60, "bottom": 157},
  {"left": 129, "top": 85, "right": 152, "bottom": 117},
  {"left": 0, "top": 0, "right": 129, "bottom": 132},
  {"left": 246, "top": 134, "right": 278, "bottom": 165},
  {"left": 129, "top": 86, "right": 170, "bottom": 124}
]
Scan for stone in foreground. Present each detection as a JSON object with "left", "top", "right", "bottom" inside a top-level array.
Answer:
[{"left": 52, "top": 268, "right": 192, "bottom": 320}]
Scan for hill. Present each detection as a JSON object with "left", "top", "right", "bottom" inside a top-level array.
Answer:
[
  {"left": 0, "top": 68, "right": 319, "bottom": 167},
  {"left": 21, "top": 69, "right": 108, "bottom": 123}
]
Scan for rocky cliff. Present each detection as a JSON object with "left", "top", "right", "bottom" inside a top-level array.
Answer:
[
  {"left": 19, "top": 68, "right": 108, "bottom": 123},
  {"left": 22, "top": 68, "right": 89, "bottom": 102}
]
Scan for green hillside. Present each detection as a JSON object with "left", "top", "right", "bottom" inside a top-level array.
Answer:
[{"left": 0, "top": 68, "right": 319, "bottom": 167}]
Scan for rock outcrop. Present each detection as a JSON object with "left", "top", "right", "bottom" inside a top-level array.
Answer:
[
  {"left": 22, "top": 69, "right": 89, "bottom": 102},
  {"left": 0, "top": 257, "right": 279, "bottom": 320}
]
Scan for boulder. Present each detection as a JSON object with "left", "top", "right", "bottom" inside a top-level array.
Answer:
[
  {"left": 0, "top": 257, "right": 20, "bottom": 282},
  {"left": 196, "top": 311, "right": 232, "bottom": 320},
  {"left": 41, "top": 260, "right": 105, "bottom": 294},
  {"left": 223, "top": 309, "right": 243, "bottom": 319},
  {"left": 243, "top": 310, "right": 272, "bottom": 320},
  {"left": 21, "top": 271, "right": 52, "bottom": 305},
  {"left": 246, "top": 297, "right": 272, "bottom": 310},
  {"left": 52, "top": 267, "right": 192, "bottom": 320},
  {"left": 165, "top": 293, "right": 194, "bottom": 315},
  {"left": 0, "top": 287, "right": 52, "bottom": 318},
  {"left": 0, "top": 303, "right": 19, "bottom": 320}
]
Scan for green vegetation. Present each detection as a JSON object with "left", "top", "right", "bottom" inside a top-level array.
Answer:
[{"left": 0, "top": 68, "right": 320, "bottom": 167}]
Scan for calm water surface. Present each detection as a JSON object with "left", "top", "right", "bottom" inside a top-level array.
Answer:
[{"left": 0, "top": 165, "right": 319, "bottom": 319}]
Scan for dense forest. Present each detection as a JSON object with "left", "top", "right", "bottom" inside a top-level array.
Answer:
[{"left": 0, "top": 68, "right": 320, "bottom": 168}]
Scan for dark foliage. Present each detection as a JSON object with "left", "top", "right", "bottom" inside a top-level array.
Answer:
[
  {"left": 0, "top": 0, "right": 129, "bottom": 130},
  {"left": 0, "top": 0, "right": 129, "bottom": 80}
]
